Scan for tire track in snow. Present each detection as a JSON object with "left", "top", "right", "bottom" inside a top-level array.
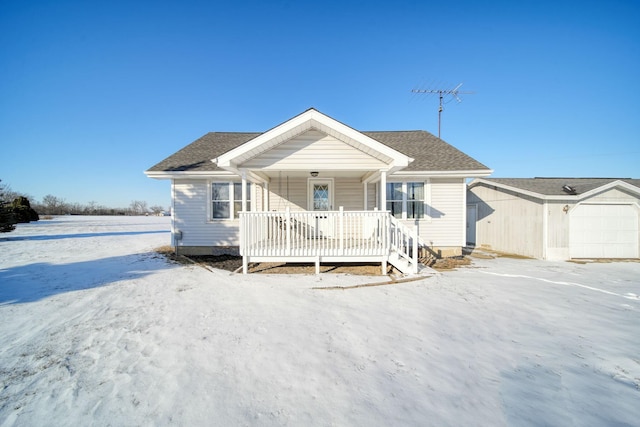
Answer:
[{"left": 474, "top": 270, "right": 640, "bottom": 301}]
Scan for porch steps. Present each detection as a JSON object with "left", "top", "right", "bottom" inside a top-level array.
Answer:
[{"left": 388, "top": 251, "right": 431, "bottom": 275}]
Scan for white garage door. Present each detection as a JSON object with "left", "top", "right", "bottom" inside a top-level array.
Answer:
[{"left": 569, "top": 204, "right": 639, "bottom": 258}]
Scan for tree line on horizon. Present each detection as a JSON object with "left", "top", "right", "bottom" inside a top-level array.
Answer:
[{"left": 1, "top": 180, "right": 168, "bottom": 233}]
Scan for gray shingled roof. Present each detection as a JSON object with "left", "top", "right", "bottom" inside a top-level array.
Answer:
[
  {"left": 147, "top": 129, "right": 490, "bottom": 173},
  {"left": 147, "top": 132, "right": 259, "bottom": 172},
  {"left": 480, "top": 178, "right": 640, "bottom": 196},
  {"left": 363, "top": 131, "right": 489, "bottom": 171}
]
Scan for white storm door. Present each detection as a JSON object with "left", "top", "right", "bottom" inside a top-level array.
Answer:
[
  {"left": 308, "top": 179, "right": 334, "bottom": 238},
  {"left": 466, "top": 204, "right": 477, "bottom": 245}
]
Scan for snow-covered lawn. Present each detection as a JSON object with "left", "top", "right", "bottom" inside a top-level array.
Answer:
[{"left": 1, "top": 216, "right": 639, "bottom": 426}]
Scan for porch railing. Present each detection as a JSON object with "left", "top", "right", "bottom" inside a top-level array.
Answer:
[
  {"left": 389, "top": 216, "right": 420, "bottom": 274},
  {"left": 239, "top": 207, "right": 419, "bottom": 274}
]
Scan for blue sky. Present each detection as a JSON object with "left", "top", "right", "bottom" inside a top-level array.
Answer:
[{"left": 1, "top": 0, "right": 638, "bottom": 209}]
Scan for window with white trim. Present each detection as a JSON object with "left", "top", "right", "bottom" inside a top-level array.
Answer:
[
  {"left": 386, "top": 182, "right": 425, "bottom": 219},
  {"left": 386, "top": 183, "right": 403, "bottom": 218},
  {"left": 406, "top": 182, "right": 424, "bottom": 219},
  {"left": 211, "top": 182, "right": 251, "bottom": 220}
]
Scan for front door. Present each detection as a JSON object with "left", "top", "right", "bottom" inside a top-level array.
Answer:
[{"left": 308, "top": 179, "right": 334, "bottom": 238}]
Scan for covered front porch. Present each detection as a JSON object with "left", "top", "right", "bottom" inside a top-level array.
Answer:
[
  {"left": 213, "top": 109, "right": 422, "bottom": 274},
  {"left": 239, "top": 207, "right": 419, "bottom": 274}
]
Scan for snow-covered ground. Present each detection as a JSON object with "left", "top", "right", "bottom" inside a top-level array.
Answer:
[{"left": 1, "top": 216, "right": 639, "bottom": 426}]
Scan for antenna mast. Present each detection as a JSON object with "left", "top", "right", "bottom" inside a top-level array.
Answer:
[{"left": 411, "top": 83, "right": 474, "bottom": 138}]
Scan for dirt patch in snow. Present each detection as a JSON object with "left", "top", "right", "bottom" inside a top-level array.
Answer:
[
  {"left": 425, "top": 256, "right": 472, "bottom": 271},
  {"left": 156, "top": 246, "right": 473, "bottom": 274},
  {"left": 155, "top": 246, "right": 390, "bottom": 275}
]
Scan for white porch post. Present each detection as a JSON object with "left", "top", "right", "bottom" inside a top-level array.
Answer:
[
  {"left": 241, "top": 173, "right": 247, "bottom": 213},
  {"left": 380, "top": 171, "right": 387, "bottom": 210},
  {"left": 380, "top": 171, "right": 388, "bottom": 274},
  {"left": 241, "top": 173, "right": 248, "bottom": 274},
  {"left": 363, "top": 182, "right": 368, "bottom": 210}
]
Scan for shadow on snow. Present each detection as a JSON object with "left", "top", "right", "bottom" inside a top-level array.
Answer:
[
  {"left": 0, "top": 252, "right": 176, "bottom": 305},
  {"left": 1, "top": 230, "right": 169, "bottom": 242}
]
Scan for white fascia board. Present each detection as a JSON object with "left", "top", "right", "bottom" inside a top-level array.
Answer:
[
  {"left": 215, "top": 109, "right": 317, "bottom": 167},
  {"left": 145, "top": 171, "right": 237, "bottom": 180},
  {"left": 470, "top": 178, "right": 640, "bottom": 201},
  {"left": 361, "top": 171, "right": 380, "bottom": 184},
  {"left": 392, "top": 169, "right": 494, "bottom": 179},
  {"left": 578, "top": 180, "right": 640, "bottom": 199},
  {"left": 468, "top": 178, "right": 546, "bottom": 200},
  {"left": 363, "top": 169, "right": 491, "bottom": 184},
  {"left": 239, "top": 169, "right": 270, "bottom": 185},
  {"left": 215, "top": 108, "right": 413, "bottom": 169}
]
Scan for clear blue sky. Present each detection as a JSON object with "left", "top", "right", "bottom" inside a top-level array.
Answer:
[{"left": 2, "top": 0, "right": 639, "bottom": 209}]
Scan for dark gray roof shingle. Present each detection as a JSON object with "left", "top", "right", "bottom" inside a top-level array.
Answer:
[
  {"left": 363, "top": 131, "right": 489, "bottom": 171},
  {"left": 147, "top": 129, "right": 490, "bottom": 173},
  {"left": 147, "top": 132, "right": 259, "bottom": 172},
  {"left": 480, "top": 177, "right": 640, "bottom": 196}
]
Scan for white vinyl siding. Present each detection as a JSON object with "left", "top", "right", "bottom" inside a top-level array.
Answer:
[
  {"left": 241, "top": 129, "right": 387, "bottom": 170},
  {"left": 467, "top": 183, "right": 544, "bottom": 258},
  {"left": 268, "top": 176, "right": 365, "bottom": 212},
  {"left": 417, "top": 178, "right": 466, "bottom": 247},
  {"left": 366, "top": 183, "right": 377, "bottom": 210},
  {"left": 334, "top": 178, "right": 365, "bottom": 211},
  {"left": 468, "top": 182, "right": 640, "bottom": 260},
  {"left": 172, "top": 177, "right": 470, "bottom": 251},
  {"left": 267, "top": 177, "right": 308, "bottom": 211},
  {"left": 173, "top": 179, "right": 240, "bottom": 246}
]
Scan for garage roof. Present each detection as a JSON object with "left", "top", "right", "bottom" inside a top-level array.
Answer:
[{"left": 472, "top": 177, "right": 640, "bottom": 198}]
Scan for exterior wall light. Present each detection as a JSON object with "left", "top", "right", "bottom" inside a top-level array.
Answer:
[
  {"left": 563, "top": 205, "right": 569, "bottom": 213},
  {"left": 310, "top": 171, "right": 319, "bottom": 177}
]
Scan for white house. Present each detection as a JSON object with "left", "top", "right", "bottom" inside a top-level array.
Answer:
[
  {"left": 146, "top": 108, "right": 492, "bottom": 273},
  {"left": 467, "top": 177, "right": 640, "bottom": 260}
]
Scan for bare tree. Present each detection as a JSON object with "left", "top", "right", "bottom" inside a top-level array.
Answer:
[
  {"left": 129, "top": 200, "right": 148, "bottom": 215},
  {"left": 149, "top": 205, "right": 164, "bottom": 215},
  {"left": 0, "top": 181, "right": 28, "bottom": 204},
  {"left": 41, "top": 194, "right": 67, "bottom": 215},
  {"left": 86, "top": 200, "right": 98, "bottom": 214}
]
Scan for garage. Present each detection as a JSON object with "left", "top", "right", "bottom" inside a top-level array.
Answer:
[{"left": 569, "top": 204, "right": 639, "bottom": 259}]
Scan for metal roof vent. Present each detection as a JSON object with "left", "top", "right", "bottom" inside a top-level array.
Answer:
[{"left": 562, "top": 184, "right": 577, "bottom": 195}]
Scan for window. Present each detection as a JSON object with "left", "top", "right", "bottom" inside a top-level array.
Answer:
[
  {"left": 386, "top": 183, "right": 403, "bottom": 218},
  {"left": 386, "top": 182, "right": 425, "bottom": 219},
  {"left": 406, "top": 182, "right": 424, "bottom": 219},
  {"left": 211, "top": 182, "right": 251, "bottom": 220},
  {"left": 212, "top": 183, "right": 230, "bottom": 219},
  {"left": 233, "top": 182, "right": 251, "bottom": 218}
]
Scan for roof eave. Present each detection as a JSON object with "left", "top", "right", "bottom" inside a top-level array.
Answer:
[
  {"left": 144, "top": 170, "right": 236, "bottom": 180},
  {"left": 468, "top": 178, "right": 640, "bottom": 200},
  {"left": 394, "top": 169, "right": 493, "bottom": 178}
]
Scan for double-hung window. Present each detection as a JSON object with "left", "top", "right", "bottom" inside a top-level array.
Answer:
[
  {"left": 211, "top": 182, "right": 251, "bottom": 220},
  {"left": 406, "top": 182, "right": 424, "bottom": 219},
  {"left": 386, "top": 183, "right": 403, "bottom": 218},
  {"left": 385, "top": 182, "right": 425, "bottom": 219}
]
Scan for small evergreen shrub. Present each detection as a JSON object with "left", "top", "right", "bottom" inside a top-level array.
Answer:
[{"left": 11, "top": 196, "right": 39, "bottom": 223}]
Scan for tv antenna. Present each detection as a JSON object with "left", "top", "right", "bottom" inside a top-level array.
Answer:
[{"left": 411, "top": 83, "right": 475, "bottom": 138}]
